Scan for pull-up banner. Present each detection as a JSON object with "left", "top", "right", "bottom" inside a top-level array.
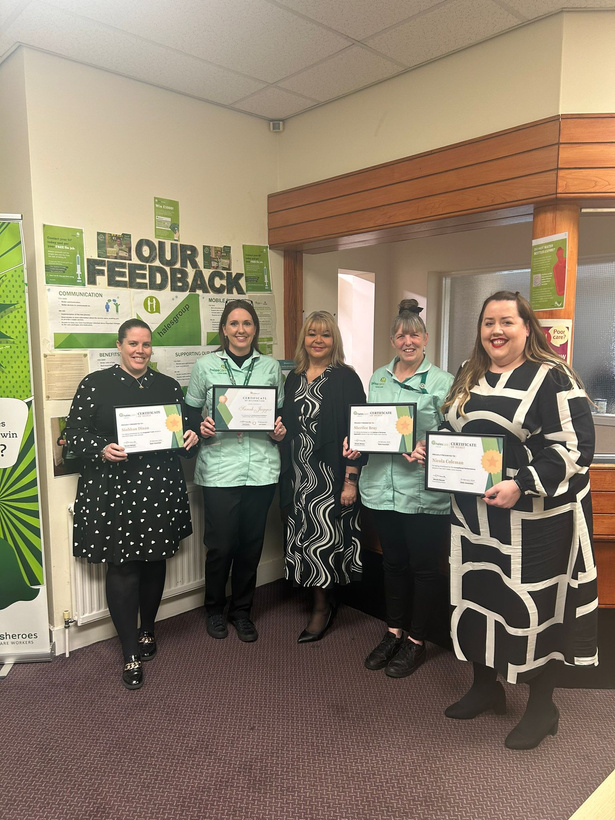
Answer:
[{"left": 0, "top": 216, "right": 50, "bottom": 663}]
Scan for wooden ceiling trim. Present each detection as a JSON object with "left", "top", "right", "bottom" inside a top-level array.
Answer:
[{"left": 268, "top": 118, "right": 560, "bottom": 214}]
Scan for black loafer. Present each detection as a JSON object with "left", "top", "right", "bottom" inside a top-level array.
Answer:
[
  {"left": 138, "top": 630, "right": 157, "bottom": 661},
  {"left": 122, "top": 654, "right": 143, "bottom": 690},
  {"left": 206, "top": 613, "right": 228, "bottom": 639},
  {"left": 229, "top": 616, "right": 258, "bottom": 642},
  {"left": 364, "top": 631, "right": 404, "bottom": 670}
]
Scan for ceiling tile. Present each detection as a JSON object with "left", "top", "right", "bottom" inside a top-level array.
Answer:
[
  {"left": 6, "top": 2, "right": 267, "bottom": 104},
  {"left": 44, "top": 0, "right": 353, "bottom": 83},
  {"left": 233, "top": 86, "right": 319, "bottom": 119},
  {"left": 502, "top": 0, "right": 615, "bottom": 17},
  {"left": 366, "top": 0, "right": 521, "bottom": 68},
  {"left": 0, "top": 0, "right": 24, "bottom": 26},
  {"left": 278, "top": 45, "right": 403, "bottom": 101},
  {"left": 270, "top": 0, "right": 442, "bottom": 40}
]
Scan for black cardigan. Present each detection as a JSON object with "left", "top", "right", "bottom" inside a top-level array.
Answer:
[{"left": 280, "top": 365, "right": 367, "bottom": 513}]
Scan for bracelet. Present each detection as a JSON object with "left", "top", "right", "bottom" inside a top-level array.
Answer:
[{"left": 100, "top": 446, "right": 107, "bottom": 462}]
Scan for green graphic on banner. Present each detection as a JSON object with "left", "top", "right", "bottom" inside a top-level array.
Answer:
[
  {"left": 138, "top": 294, "right": 201, "bottom": 346},
  {"left": 0, "top": 221, "right": 43, "bottom": 612},
  {"left": 54, "top": 332, "right": 117, "bottom": 349}
]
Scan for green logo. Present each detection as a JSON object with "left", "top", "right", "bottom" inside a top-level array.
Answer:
[{"left": 143, "top": 296, "right": 161, "bottom": 314}]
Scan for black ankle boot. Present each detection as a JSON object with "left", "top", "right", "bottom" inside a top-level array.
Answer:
[
  {"left": 505, "top": 704, "right": 559, "bottom": 750},
  {"left": 445, "top": 681, "right": 506, "bottom": 719}
]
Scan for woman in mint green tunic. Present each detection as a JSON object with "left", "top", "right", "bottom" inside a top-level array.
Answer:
[{"left": 356, "top": 300, "right": 453, "bottom": 678}]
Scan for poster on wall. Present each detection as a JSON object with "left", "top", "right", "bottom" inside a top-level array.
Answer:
[
  {"left": 203, "top": 245, "right": 231, "bottom": 270},
  {"left": 47, "top": 286, "right": 132, "bottom": 348},
  {"left": 538, "top": 318, "right": 572, "bottom": 364},
  {"left": 43, "top": 224, "right": 85, "bottom": 286},
  {"left": 154, "top": 197, "right": 180, "bottom": 242},
  {"left": 133, "top": 291, "right": 202, "bottom": 346},
  {"left": 0, "top": 218, "right": 50, "bottom": 662},
  {"left": 530, "top": 233, "right": 567, "bottom": 311},
  {"left": 97, "top": 232, "right": 132, "bottom": 260},
  {"left": 200, "top": 293, "right": 277, "bottom": 351},
  {"left": 154, "top": 348, "right": 204, "bottom": 387},
  {"left": 242, "top": 244, "right": 271, "bottom": 292}
]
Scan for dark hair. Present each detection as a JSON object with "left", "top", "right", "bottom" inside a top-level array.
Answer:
[
  {"left": 117, "top": 319, "right": 151, "bottom": 343},
  {"left": 390, "top": 298, "right": 427, "bottom": 337},
  {"left": 442, "top": 290, "right": 583, "bottom": 415},
  {"left": 217, "top": 299, "right": 260, "bottom": 352}
]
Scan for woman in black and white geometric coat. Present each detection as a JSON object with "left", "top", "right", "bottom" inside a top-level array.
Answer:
[{"left": 415, "top": 291, "right": 598, "bottom": 750}]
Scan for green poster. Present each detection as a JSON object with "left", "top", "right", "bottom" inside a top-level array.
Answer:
[
  {"left": 43, "top": 224, "right": 85, "bottom": 286},
  {"left": 530, "top": 232, "right": 567, "bottom": 311},
  {"left": 242, "top": 244, "right": 271, "bottom": 292},
  {"left": 154, "top": 197, "right": 180, "bottom": 242},
  {"left": 0, "top": 219, "right": 48, "bottom": 658}
]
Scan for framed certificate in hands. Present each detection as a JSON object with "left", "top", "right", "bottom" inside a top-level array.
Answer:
[
  {"left": 212, "top": 385, "right": 277, "bottom": 432},
  {"left": 348, "top": 403, "right": 417, "bottom": 454},
  {"left": 425, "top": 431, "right": 506, "bottom": 496},
  {"left": 115, "top": 403, "right": 185, "bottom": 454}
]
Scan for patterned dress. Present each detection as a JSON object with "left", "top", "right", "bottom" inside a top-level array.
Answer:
[
  {"left": 65, "top": 365, "right": 193, "bottom": 565},
  {"left": 285, "top": 369, "right": 362, "bottom": 588},
  {"left": 443, "top": 360, "right": 598, "bottom": 683}
]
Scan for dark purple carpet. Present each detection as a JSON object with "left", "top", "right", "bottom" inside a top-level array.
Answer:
[{"left": 1, "top": 580, "right": 613, "bottom": 820}]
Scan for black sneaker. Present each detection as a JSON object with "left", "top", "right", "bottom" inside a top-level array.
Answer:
[
  {"left": 206, "top": 613, "right": 228, "bottom": 639},
  {"left": 385, "top": 639, "right": 426, "bottom": 678},
  {"left": 364, "top": 631, "right": 404, "bottom": 670},
  {"left": 229, "top": 616, "right": 258, "bottom": 642}
]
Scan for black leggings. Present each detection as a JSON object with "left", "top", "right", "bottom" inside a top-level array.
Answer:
[
  {"left": 106, "top": 560, "right": 166, "bottom": 661},
  {"left": 371, "top": 510, "right": 449, "bottom": 642}
]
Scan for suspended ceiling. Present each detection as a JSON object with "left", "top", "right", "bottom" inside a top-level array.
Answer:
[{"left": 1, "top": 0, "right": 614, "bottom": 121}]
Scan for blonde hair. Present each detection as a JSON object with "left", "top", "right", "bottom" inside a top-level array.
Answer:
[
  {"left": 390, "top": 298, "right": 427, "bottom": 338},
  {"left": 294, "top": 311, "right": 348, "bottom": 373},
  {"left": 442, "top": 290, "right": 583, "bottom": 416}
]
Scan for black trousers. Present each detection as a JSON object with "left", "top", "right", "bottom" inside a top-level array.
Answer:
[
  {"left": 202, "top": 484, "right": 276, "bottom": 618},
  {"left": 371, "top": 509, "right": 449, "bottom": 642}
]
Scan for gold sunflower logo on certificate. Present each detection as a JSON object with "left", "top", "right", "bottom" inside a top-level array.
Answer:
[
  {"left": 165, "top": 413, "right": 182, "bottom": 432},
  {"left": 481, "top": 449, "right": 502, "bottom": 474},
  {"left": 218, "top": 394, "right": 228, "bottom": 404},
  {"left": 395, "top": 416, "right": 414, "bottom": 436}
]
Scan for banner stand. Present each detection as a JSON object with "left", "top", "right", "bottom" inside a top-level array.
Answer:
[{"left": 0, "top": 215, "right": 52, "bottom": 668}]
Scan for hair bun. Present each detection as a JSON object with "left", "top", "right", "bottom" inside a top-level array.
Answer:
[{"left": 398, "top": 298, "right": 423, "bottom": 316}]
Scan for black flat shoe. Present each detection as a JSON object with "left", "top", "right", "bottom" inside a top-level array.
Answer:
[
  {"left": 505, "top": 706, "right": 559, "bottom": 750},
  {"left": 138, "top": 630, "right": 157, "bottom": 661},
  {"left": 297, "top": 606, "right": 335, "bottom": 644},
  {"left": 445, "top": 681, "right": 507, "bottom": 719},
  {"left": 122, "top": 654, "right": 143, "bottom": 690}
]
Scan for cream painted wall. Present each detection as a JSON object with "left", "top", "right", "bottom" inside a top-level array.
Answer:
[
  {"left": 561, "top": 12, "right": 615, "bottom": 112},
  {"left": 12, "top": 49, "right": 283, "bottom": 638},
  {"left": 277, "top": 15, "right": 564, "bottom": 190}
]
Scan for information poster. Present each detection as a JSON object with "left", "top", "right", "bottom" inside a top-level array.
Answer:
[
  {"left": 134, "top": 291, "right": 202, "bottom": 347},
  {"left": 43, "top": 224, "right": 85, "bottom": 286},
  {"left": 203, "top": 245, "right": 231, "bottom": 270},
  {"left": 530, "top": 233, "right": 567, "bottom": 311},
  {"left": 154, "top": 197, "right": 180, "bottom": 241},
  {"left": 242, "top": 244, "right": 271, "bottom": 292},
  {"left": 97, "top": 232, "right": 132, "bottom": 260},
  {"left": 0, "top": 218, "right": 49, "bottom": 662},
  {"left": 47, "top": 286, "right": 132, "bottom": 348},
  {"left": 538, "top": 318, "right": 572, "bottom": 364},
  {"left": 154, "top": 348, "right": 203, "bottom": 387}
]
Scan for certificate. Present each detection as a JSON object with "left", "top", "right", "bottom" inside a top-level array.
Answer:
[
  {"left": 425, "top": 432, "right": 506, "bottom": 496},
  {"left": 348, "top": 403, "right": 417, "bottom": 454},
  {"left": 212, "top": 385, "right": 277, "bottom": 432},
  {"left": 115, "top": 403, "right": 185, "bottom": 454}
]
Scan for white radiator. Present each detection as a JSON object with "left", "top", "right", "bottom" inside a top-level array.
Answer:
[{"left": 70, "top": 485, "right": 205, "bottom": 625}]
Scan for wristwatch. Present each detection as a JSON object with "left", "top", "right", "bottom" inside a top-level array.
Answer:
[{"left": 345, "top": 473, "right": 358, "bottom": 483}]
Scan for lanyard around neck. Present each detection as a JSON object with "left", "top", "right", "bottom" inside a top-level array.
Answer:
[
  {"left": 223, "top": 355, "right": 256, "bottom": 387},
  {"left": 394, "top": 364, "right": 428, "bottom": 394}
]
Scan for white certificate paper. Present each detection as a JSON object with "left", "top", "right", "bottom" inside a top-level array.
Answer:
[
  {"left": 212, "top": 386, "right": 277, "bottom": 431},
  {"left": 348, "top": 403, "right": 417, "bottom": 453},
  {"left": 425, "top": 432, "right": 505, "bottom": 495},
  {"left": 115, "top": 403, "right": 185, "bottom": 454}
]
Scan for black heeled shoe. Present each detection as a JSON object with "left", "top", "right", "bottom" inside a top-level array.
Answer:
[
  {"left": 297, "top": 605, "right": 336, "bottom": 644},
  {"left": 138, "top": 630, "right": 157, "bottom": 661},
  {"left": 444, "top": 681, "right": 507, "bottom": 719},
  {"left": 122, "top": 654, "right": 143, "bottom": 690},
  {"left": 505, "top": 705, "right": 559, "bottom": 750}
]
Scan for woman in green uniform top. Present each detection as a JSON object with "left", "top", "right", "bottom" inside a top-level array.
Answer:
[
  {"left": 186, "top": 299, "right": 285, "bottom": 643},
  {"left": 350, "top": 299, "right": 453, "bottom": 677}
]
